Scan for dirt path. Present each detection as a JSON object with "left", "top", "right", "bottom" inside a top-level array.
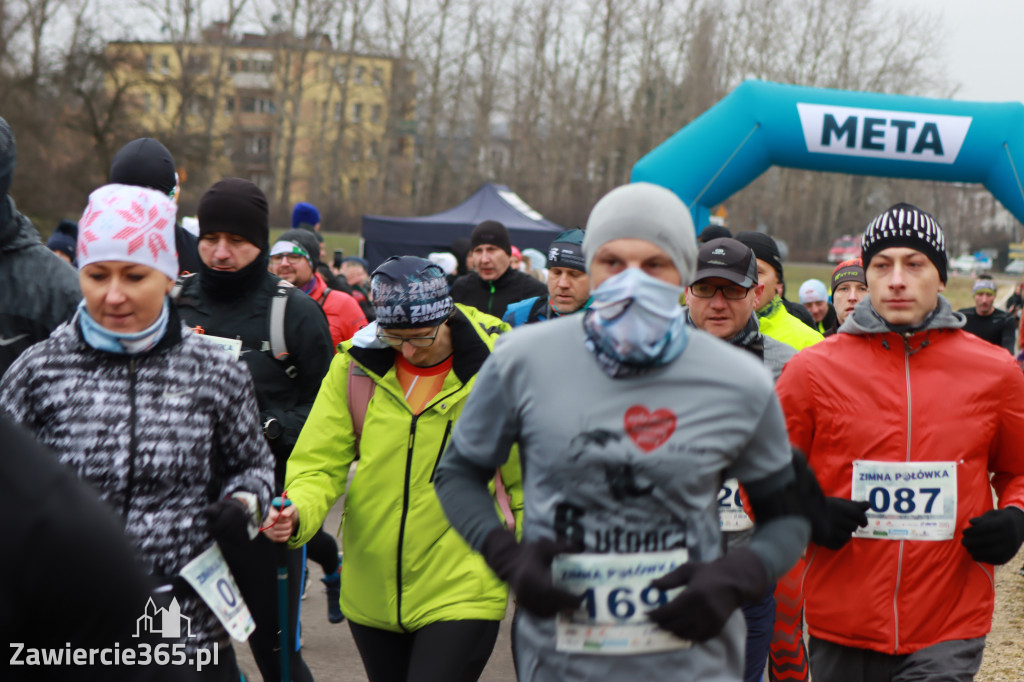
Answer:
[{"left": 977, "top": 551, "right": 1024, "bottom": 681}]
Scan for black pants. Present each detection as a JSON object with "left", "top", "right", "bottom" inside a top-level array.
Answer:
[
  {"left": 220, "top": 536, "right": 313, "bottom": 682},
  {"left": 348, "top": 620, "right": 500, "bottom": 682},
  {"left": 306, "top": 527, "right": 340, "bottom": 575}
]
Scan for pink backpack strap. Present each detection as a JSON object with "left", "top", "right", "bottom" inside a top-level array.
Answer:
[
  {"left": 493, "top": 470, "right": 515, "bottom": 533},
  {"left": 347, "top": 360, "right": 376, "bottom": 455}
]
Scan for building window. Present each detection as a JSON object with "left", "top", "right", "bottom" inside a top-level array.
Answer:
[
  {"left": 352, "top": 103, "right": 363, "bottom": 122},
  {"left": 160, "top": 54, "right": 170, "bottom": 74},
  {"left": 371, "top": 104, "right": 382, "bottom": 123},
  {"left": 349, "top": 178, "right": 360, "bottom": 197},
  {"left": 350, "top": 141, "right": 363, "bottom": 161},
  {"left": 372, "top": 68, "right": 383, "bottom": 87},
  {"left": 354, "top": 66, "right": 365, "bottom": 84},
  {"left": 142, "top": 93, "right": 151, "bottom": 112},
  {"left": 144, "top": 54, "right": 153, "bottom": 72},
  {"left": 241, "top": 97, "right": 276, "bottom": 114},
  {"left": 369, "top": 141, "right": 379, "bottom": 160},
  {"left": 244, "top": 135, "right": 270, "bottom": 155},
  {"left": 368, "top": 177, "right": 378, "bottom": 195},
  {"left": 225, "top": 97, "right": 235, "bottom": 115},
  {"left": 159, "top": 92, "right": 168, "bottom": 112},
  {"left": 333, "top": 102, "right": 342, "bottom": 122}
]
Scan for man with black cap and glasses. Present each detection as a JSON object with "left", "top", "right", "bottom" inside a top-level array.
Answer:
[
  {"left": 503, "top": 228, "right": 591, "bottom": 327},
  {"left": 109, "top": 137, "right": 201, "bottom": 274},
  {"left": 685, "top": 237, "right": 798, "bottom": 682},
  {"left": 0, "top": 116, "right": 80, "bottom": 378},
  {"left": 736, "top": 231, "right": 822, "bottom": 350},
  {"left": 263, "top": 256, "right": 521, "bottom": 682},
  {"left": 175, "top": 178, "right": 333, "bottom": 682},
  {"left": 776, "top": 203, "right": 1024, "bottom": 681},
  {"left": 450, "top": 219, "right": 547, "bottom": 319}
]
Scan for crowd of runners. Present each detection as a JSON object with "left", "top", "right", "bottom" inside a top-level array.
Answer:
[{"left": 3, "top": 112, "right": 1024, "bottom": 682}]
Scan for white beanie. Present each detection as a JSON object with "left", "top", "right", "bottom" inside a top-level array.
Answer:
[
  {"left": 428, "top": 251, "right": 458, "bottom": 276},
  {"left": 798, "top": 279, "right": 828, "bottom": 304},
  {"left": 77, "top": 184, "right": 178, "bottom": 281},
  {"left": 582, "top": 183, "right": 696, "bottom": 283}
]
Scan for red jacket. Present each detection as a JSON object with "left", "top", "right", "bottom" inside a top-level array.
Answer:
[
  {"left": 307, "top": 272, "right": 367, "bottom": 349},
  {"left": 776, "top": 300, "right": 1024, "bottom": 655}
]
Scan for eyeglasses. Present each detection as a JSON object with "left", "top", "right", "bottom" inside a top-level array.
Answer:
[
  {"left": 377, "top": 325, "right": 443, "bottom": 348},
  {"left": 269, "top": 253, "right": 307, "bottom": 264},
  {"left": 689, "top": 282, "right": 750, "bottom": 300}
]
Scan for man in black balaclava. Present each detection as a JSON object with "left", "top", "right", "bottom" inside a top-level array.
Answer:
[
  {"left": 0, "top": 116, "right": 81, "bottom": 377},
  {"left": 109, "top": 137, "right": 201, "bottom": 274},
  {"left": 173, "top": 178, "right": 332, "bottom": 682}
]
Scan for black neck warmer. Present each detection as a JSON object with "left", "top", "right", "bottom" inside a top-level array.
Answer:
[{"left": 199, "top": 251, "right": 270, "bottom": 301}]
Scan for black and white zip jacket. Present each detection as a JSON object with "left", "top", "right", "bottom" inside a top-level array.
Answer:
[{"left": 0, "top": 307, "right": 275, "bottom": 651}]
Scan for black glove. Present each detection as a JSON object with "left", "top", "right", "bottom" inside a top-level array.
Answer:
[
  {"left": 812, "top": 498, "right": 871, "bottom": 550},
  {"left": 791, "top": 448, "right": 827, "bottom": 518},
  {"left": 479, "top": 527, "right": 583, "bottom": 617},
  {"left": 646, "top": 547, "right": 769, "bottom": 642},
  {"left": 203, "top": 498, "right": 250, "bottom": 546},
  {"left": 962, "top": 507, "right": 1024, "bottom": 565}
]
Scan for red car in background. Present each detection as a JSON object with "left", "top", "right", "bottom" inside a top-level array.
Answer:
[{"left": 828, "top": 235, "right": 861, "bottom": 263}]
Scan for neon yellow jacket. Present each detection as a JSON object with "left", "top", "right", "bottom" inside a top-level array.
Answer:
[
  {"left": 284, "top": 304, "right": 522, "bottom": 632},
  {"left": 757, "top": 296, "right": 823, "bottom": 350}
]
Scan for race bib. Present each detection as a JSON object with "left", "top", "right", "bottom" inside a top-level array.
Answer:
[
  {"left": 718, "top": 478, "right": 753, "bottom": 532},
  {"left": 195, "top": 334, "right": 242, "bottom": 360},
  {"left": 552, "top": 549, "right": 690, "bottom": 655},
  {"left": 850, "top": 460, "right": 957, "bottom": 541},
  {"left": 180, "top": 544, "right": 255, "bottom": 641}
]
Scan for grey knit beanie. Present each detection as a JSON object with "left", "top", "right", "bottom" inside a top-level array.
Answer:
[{"left": 582, "top": 183, "right": 696, "bottom": 283}]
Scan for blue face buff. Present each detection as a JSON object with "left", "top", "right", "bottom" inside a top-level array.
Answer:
[
  {"left": 77, "top": 298, "right": 171, "bottom": 355},
  {"left": 583, "top": 268, "right": 687, "bottom": 377}
]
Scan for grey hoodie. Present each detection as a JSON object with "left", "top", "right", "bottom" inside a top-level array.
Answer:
[{"left": 839, "top": 294, "right": 965, "bottom": 342}]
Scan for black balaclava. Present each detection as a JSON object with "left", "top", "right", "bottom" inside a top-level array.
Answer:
[{"left": 196, "top": 178, "right": 270, "bottom": 300}]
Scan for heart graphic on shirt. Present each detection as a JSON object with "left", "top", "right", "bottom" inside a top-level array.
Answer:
[{"left": 624, "top": 405, "right": 676, "bottom": 453}]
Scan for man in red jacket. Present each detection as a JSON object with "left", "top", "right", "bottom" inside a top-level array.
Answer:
[
  {"left": 775, "top": 203, "right": 1024, "bottom": 681},
  {"left": 270, "top": 229, "right": 367, "bottom": 349}
]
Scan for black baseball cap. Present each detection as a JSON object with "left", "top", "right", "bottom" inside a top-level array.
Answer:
[{"left": 692, "top": 238, "right": 758, "bottom": 288}]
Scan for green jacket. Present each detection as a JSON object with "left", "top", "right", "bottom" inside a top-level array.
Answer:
[
  {"left": 285, "top": 304, "right": 521, "bottom": 632},
  {"left": 757, "top": 296, "right": 823, "bottom": 351}
]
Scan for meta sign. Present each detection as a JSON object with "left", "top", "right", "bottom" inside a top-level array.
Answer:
[
  {"left": 797, "top": 103, "right": 972, "bottom": 164},
  {"left": 631, "top": 80, "right": 1024, "bottom": 232}
]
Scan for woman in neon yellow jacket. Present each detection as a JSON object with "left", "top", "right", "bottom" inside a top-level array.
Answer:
[{"left": 265, "top": 256, "right": 521, "bottom": 682}]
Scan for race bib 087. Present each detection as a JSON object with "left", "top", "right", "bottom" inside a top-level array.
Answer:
[
  {"left": 551, "top": 550, "right": 690, "bottom": 655},
  {"left": 850, "top": 460, "right": 957, "bottom": 541}
]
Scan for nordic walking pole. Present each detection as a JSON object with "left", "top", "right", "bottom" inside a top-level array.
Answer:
[{"left": 271, "top": 496, "right": 292, "bottom": 682}]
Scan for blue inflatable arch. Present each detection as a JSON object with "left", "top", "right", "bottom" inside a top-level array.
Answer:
[{"left": 631, "top": 80, "right": 1024, "bottom": 233}]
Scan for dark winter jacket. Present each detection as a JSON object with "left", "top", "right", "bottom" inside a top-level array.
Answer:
[
  {"left": 0, "top": 414, "right": 192, "bottom": 681},
  {"left": 0, "top": 201, "right": 81, "bottom": 378},
  {"left": 450, "top": 267, "right": 548, "bottom": 320},
  {"left": 175, "top": 270, "right": 334, "bottom": 485},
  {"left": 0, "top": 307, "right": 275, "bottom": 652},
  {"left": 957, "top": 306, "right": 1017, "bottom": 354},
  {"left": 175, "top": 223, "right": 201, "bottom": 274}
]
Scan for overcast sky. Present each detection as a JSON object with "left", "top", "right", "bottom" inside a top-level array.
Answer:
[{"left": 905, "top": 0, "right": 1024, "bottom": 104}]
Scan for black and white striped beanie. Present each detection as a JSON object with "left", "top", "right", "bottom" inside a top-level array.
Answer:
[{"left": 861, "top": 203, "right": 947, "bottom": 283}]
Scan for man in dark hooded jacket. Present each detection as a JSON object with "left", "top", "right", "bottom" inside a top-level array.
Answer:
[
  {"left": 450, "top": 220, "right": 547, "bottom": 319},
  {"left": 0, "top": 117, "right": 81, "bottom": 377}
]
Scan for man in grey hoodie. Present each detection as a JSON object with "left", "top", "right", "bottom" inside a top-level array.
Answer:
[
  {"left": 776, "top": 203, "right": 1024, "bottom": 682},
  {"left": 435, "top": 182, "right": 810, "bottom": 682}
]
